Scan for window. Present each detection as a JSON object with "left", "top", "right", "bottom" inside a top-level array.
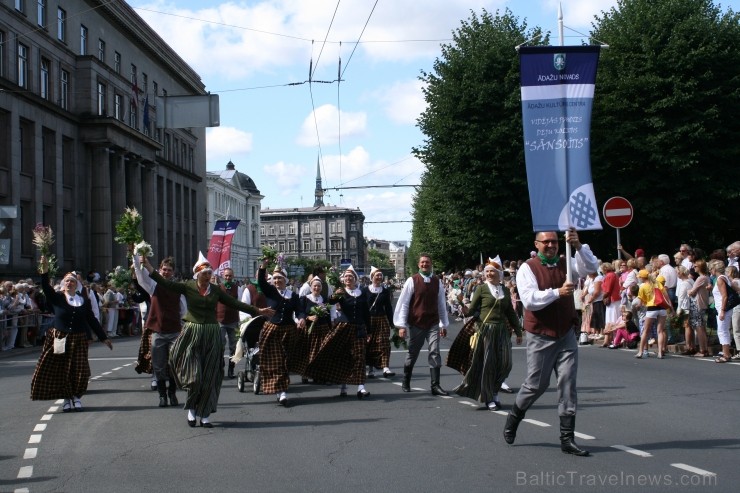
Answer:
[
  {"left": 279, "top": 225, "right": 285, "bottom": 235},
  {"left": 303, "top": 240, "right": 310, "bottom": 251},
  {"left": 303, "top": 223, "right": 310, "bottom": 234},
  {"left": 152, "top": 81, "right": 158, "bottom": 107},
  {"left": 15, "top": 1, "right": 24, "bottom": 13},
  {"left": 163, "top": 133, "right": 170, "bottom": 159},
  {"left": 316, "top": 223, "right": 322, "bottom": 234},
  {"left": 315, "top": 239, "right": 323, "bottom": 251},
  {"left": 350, "top": 223, "right": 357, "bottom": 232},
  {"left": 37, "top": 0, "right": 46, "bottom": 28},
  {"left": 142, "top": 73, "right": 148, "bottom": 94},
  {"left": 288, "top": 241, "right": 295, "bottom": 252},
  {"left": 336, "top": 222, "right": 343, "bottom": 232},
  {"left": 114, "top": 93, "right": 122, "bottom": 120},
  {"left": 59, "top": 68, "right": 68, "bottom": 109},
  {"left": 260, "top": 226, "right": 265, "bottom": 236},
  {"left": 278, "top": 241, "right": 285, "bottom": 252},
  {"left": 42, "top": 127, "right": 55, "bottom": 181},
  {"left": 269, "top": 226, "right": 275, "bottom": 235},
  {"left": 97, "top": 82, "right": 106, "bottom": 116},
  {"left": 130, "top": 64, "right": 137, "bottom": 84},
  {"left": 19, "top": 119, "right": 34, "bottom": 175},
  {"left": 57, "top": 8, "right": 65, "bottom": 42},
  {"left": 331, "top": 239, "right": 341, "bottom": 251},
  {"left": 0, "top": 32, "right": 4, "bottom": 77},
  {"left": 40, "top": 58, "right": 50, "bottom": 99},
  {"left": 113, "top": 51, "right": 121, "bottom": 73},
  {"left": 97, "top": 39, "right": 105, "bottom": 62},
  {"left": 80, "top": 25, "right": 87, "bottom": 55},
  {"left": 62, "top": 136, "right": 73, "bottom": 185},
  {"left": 288, "top": 224, "right": 295, "bottom": 235},
  {"left": 350, "top": 237, "right": 357, "bottom": 249},
  {"left": 17, "top": 43, "right": 28, "bottom": 88}
]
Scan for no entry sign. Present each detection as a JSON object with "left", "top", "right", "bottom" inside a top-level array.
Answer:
[{"left": 602, "top": 196, "right": 633, "bottom": 229}]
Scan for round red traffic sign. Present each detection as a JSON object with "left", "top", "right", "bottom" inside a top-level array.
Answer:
[{"left": 602, "top": 196, "right": 633, "bottom": 229}]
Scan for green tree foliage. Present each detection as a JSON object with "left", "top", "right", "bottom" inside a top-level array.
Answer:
[
  {"left": 411, "top": 9, "right": 548, "bottom": 269},
  {"left": 589, "top": 0, "right": 740, "bottom": 255},
  {"left": 367, "top": 248, "right": 393, "bottom": 269}
]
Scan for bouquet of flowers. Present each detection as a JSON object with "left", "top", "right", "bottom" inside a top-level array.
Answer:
[
  {"left": 307, "top": 303, "right": 330, "bottom": 335},
  {"left": 391, "top": 326, "right": 408, "bottom": 350},
  {"left": 107, "top": 265, "right": 132, "bottom": 289},
  {"left": 32, "top": 223, "right": 58, "bottom": 277},
  {"left": 327, "top": 267, "right": 343, "bottom": 290},
  {"left": 114, "top": 207, "right": 143, "bottom": 252},
  {"left": 133, "top": 240, "right": 153, "bottom": 261},
  {"left": 262, "top": 245, "right": 277, "bottom": 268}
]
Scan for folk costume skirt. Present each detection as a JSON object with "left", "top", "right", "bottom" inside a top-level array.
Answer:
[
  {"left": 446, "top": 317, "right": 477, "bottom": 375},
  {"left": 169, "top": 322, "right": 223, "bottom": 417},
  {"left": 305, "top": 319, "right": 332, "bottom": 369},
  {"left": 365, "top": 315, "right": 392, "bottom": 369},
  {"left": 453, "top": 321, "right": 513, "bottom": 404},
  {"left": 305, "top": 322, "right": 364, "bottom": 385},
  {"left": 134, "top": 327, "right": 153, "bottom": 374},
  {"left": 31, "top": 330, "right": 91, "bottom": 400},
  {"left": 258, "top": 321, "right": 294, "bottom": 394}
]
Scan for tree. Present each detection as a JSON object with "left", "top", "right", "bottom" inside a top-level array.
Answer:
[
  {"left": 588, "top": 0, "right": 740, "bottom": 256},
  {"left": 367, "top": 248, "right": 393, "bottom": 269},
  {"left": 411, "top": 9, "right": 548, "bottom": 269}
]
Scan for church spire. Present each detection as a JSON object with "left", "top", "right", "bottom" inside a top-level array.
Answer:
[{"left": 314, "top": 155, "right": 324, "bottom": 207}]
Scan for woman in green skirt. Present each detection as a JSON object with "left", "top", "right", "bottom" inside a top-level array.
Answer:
[
  {"left": 452, "top": 259, "right": 522, "bottom": 411},
  {"left": 141, "top": 253, "right": 273, "bottom": 427}
]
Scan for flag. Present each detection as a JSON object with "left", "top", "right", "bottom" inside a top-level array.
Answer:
[
  {"left": 519, "top": 46, "right": 602, "bottom": 232},
  {"left": 143, "top": 94, "right": 150, "bottom": 128},
  {"left": 207, "top": 219, "right": 240, "bottom": 276},
  {"left": 131, "top": 78, "right": 140, "bottom": 110}
]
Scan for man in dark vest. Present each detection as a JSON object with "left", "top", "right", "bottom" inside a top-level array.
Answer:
[
  {"left": 393, "top": 253, "right": 449, "bottom": 395},
  {"left": 504, "top": 228, "right": 598, "bottom": 456},
  {"left": 217, "top": 268, "right": 240, "bottom": 379},
  {"left": 134, "top": 256, "right": 185, "bottom": 407}
]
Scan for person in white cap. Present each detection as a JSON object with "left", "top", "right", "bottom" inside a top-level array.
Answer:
[
  {"left": 32, "top": 258, "right": 113, "bottom": 412},
  {"left": 363, "top": 266, "right": 396, "bottom": 378},
  {"left": 141, "top": 252, "right": 273, "bottom": 427}
]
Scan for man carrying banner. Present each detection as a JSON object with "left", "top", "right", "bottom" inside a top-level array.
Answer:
[{"left": 504, "top": 228, "right": 598, "bottom": 456}]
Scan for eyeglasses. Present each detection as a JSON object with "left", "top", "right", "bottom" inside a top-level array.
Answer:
[{"left": 536, "top": 240, "right": 558, "bottom": 245}]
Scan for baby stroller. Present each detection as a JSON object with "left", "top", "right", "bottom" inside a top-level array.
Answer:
[{"left": 235, "top": 316, "right": 265, "bottom": 394}]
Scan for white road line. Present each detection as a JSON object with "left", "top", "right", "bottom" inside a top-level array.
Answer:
[
  {"left": 15, "top": 487, "right": 30, "bottom": 493},
  {"left": 574, "top": 431, "right": 595, "bottom": 440},
  {"left": 491, "top": 410, "right": 508, "bottom": 416},
  {"left": 90, "top": 376, "right": 101, "bottom": 380},
  {"left": 671, "top": 463, "right": 717, "bottom": 477},
  {"left": 611, "top": 445, "right": 653, "bottom": 457},
  {"left": 28, "top": 435, "right": 42, "bottom": 444},
  {"left": 440, "top": 395, "right": 453, "bottom": 399},
  {"left": 392, "top": 382, "right": 402, "bottom": 386},
  {"left": 23, "top": 448, "right": 38, "bottom": 459},
  {"left": 41, "top": 413, "right": 53, "bottom": 420},
  {"left": 459, "top": 401, "right": 478, "bottom": 407},
  {"left": 54, "top": 399, "right": 64, "bottom": 404},
  {"left": 412, "top": 387, "right": 425, "bottom": 391},
  {"left": 523, "top": 418, "right": 550, "bottom": 427},
  {"left": 101, "top": 371, "right": 112, "bottom": 375},
  {"left": 17, "top": 466, "right": 33, "bottom": 478},
  {"left": 112, "top": 367, "right": 123, "bottom": 371},
  {"left": 123, "top": 363, "right": 133, "bottom": 366},
  {"left": 33, "top": 424, "right": 47, "bottom": 432}
]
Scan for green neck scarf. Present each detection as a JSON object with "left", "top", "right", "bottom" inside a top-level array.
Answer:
[{"left": 538, "top": 252, "right": 559, "bottom": 266}]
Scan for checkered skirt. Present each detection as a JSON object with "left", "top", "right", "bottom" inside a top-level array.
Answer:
[
  {"left": 258, "top": 321, "right": 293, "bottom": 394},
  {"left": 31, "top": 330, "right": 91, "bottom": 400},
  {"left": 305, "top": 323, "right": 365, "bottom": 384},
  {"left": 365, "top": 315, "right": 391, "bottom": 369},
  {"left": 134, "top": 328, "right": 153, "bottom": 374},
  {"left": 446, "top": 317, "right": 477, "bottom": 375}
]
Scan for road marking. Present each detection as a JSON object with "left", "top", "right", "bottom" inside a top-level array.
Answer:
[
  {"left": 15, "top": 489, "right": 30, "bottom": 493},
  {"left": 459, "top": 401, "right": 478, "bottom": 407},
  {"left": 440, "top": 395, "right": 453, "bottom": 399},
  {"left": 491, "top": 410, "right": 508, "bottom": 416},
  {"left": 23, "top": 448, "right": 37, "bottom": 459},
  {"left": 392, "top": 382, "right": 402, "bottom": 386},
  {"left": 671, "top": 463, "right": 716, "bottom": 477},
  {"left": 101, "top": 371, "right": 112, "bottom": 375},
  {"left": 90, "top": 376, "right": 101, "bottom": 380},
  {"left": 574, "top": 431, "right": 595, "bottom": 440},
  {"left": 33, "top": 424, "right": 47, "bottom": 432},
  {"left": 41, "top": 414, "right": 53, "bottom": 421},
  {"left": 112, "top": 367, "right": 123, "bottom": 371},
  {"left": 17, "top": 466, "right": 33, "bottom": 479},
  {"left": 123, "top": 363, "right": 133, "bottom": 366},
  {"left": 523, "top": 418, "right": 550, "bottom": 427},
  {"left": 412, "top": 387, "right": 425, "bottom": 391},
  {"left": 54, "top": 399, "right": 64, "bottom": 404},
  {"left": 611, "top": 445, "right": 653, "bottom": 457},
  {"left": 28, "top": 435, "right": 42, "bottom": 444}
]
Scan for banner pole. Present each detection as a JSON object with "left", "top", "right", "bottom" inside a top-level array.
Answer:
[{"left": 558, "top": 2, "right": 573, "bottom": 280}]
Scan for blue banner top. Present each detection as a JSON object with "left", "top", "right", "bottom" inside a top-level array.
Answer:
[{"left": 520, "top": 46, "right": 600, "bottom": 87}]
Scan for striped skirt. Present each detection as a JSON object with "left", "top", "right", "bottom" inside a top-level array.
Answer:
[
  {"left": 31, "top": 330, "right": 91, "bottom": 400},
  {"left": 258, "top": 321, "right": 293, "bottom": 394},
  {"left": 305, "top": 323, "right": 364, "bottom": 384},
  {"left": 446, "top": 318, "right": 477, "bottom": 375},
  {"left": 134, "top": 327, "right": 153, "bottom": 374},
  {"left": 452, "top": 321, "right": 513, "bottom": 404},
  {"left": 169, "top": 322, "right": 223, "bottom": 417},
  {"left": 365, "top": 315, "right": 392, "bottom": 369}
]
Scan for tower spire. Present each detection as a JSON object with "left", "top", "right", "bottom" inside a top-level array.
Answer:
[{"left": 314, "top": 155, "right": 324, "bottom": 207}]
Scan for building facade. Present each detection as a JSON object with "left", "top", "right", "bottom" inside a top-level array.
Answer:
[
  {"left": 389, "top": 240, "right": 408, "bottom": 279},
  {"left": 206, "top": 161, "right": 263, "bottom": 280},
  {"left": 0, "top": 0, "right": 207, "bottom": 277},
  {"left": 260, "top": 160, "right": 366, "bottom": 272}
]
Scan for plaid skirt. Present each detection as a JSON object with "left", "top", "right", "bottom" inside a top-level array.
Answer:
[
  {"left": 305, "top": 320, "right": 332, "bottom": 369},
  {"left": 134, "top": 328, "right": 153, "bottom": 374},
  {"left": 305, "top": 323, "right": 365, "bottom": 385},
  {"left": 169, "top": 322, "right": 223, "bottom": 417},
  {"left": 31, "top": 330, "right": 91, "bottom": 400},
  {"left": 287, "top": 324, "right": 308, "bottom": 376},
  {"left": 258, "top": 321, "right": 293, "bottom": 394},
  {"left": 366, "top": 315, "right": 391, "bottom": 369},
  {"left": 446, "top": 318, "right": 477, "bottom": 375}
]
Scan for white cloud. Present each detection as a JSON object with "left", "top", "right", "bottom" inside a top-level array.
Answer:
[
  {"left": 262, "top": 161, "right": 307, "bottom": 195},
  {"left": 296, "top": 104, "right": 367, "bottom": 147},
  {"left": 542, "top": 0, "right": 619, "bottom": 32},
  {"left": 206, "top": 126, "right": 253, "bottom": 166},
  {"left": 317, "top": 147, "right": 423, "bottom": 189},
  {"left": 372, "top": 79, "right": 427, "bottom": 125}
]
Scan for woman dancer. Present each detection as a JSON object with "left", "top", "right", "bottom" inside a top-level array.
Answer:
[
  {"left": 363, "top": 266, "right": 396, "bottom": 378},
  {"left": 141, "top": 253, "right": 272, "bottom": 427},
  {"left": 31, "top": 257, "right": 113, "bottom": 412},
  {"left": 452, "top": 260, "right": 522, "bottom": 410},
  {"left": 299, "top": 277, "right": 333, "bottom": 381}
]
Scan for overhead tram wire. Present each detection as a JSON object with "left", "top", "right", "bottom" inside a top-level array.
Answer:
[
  {"left": 337, "top": 45, "right": 343, "bottom": 185},
  {"left": 310, "top": 0, "right": 342, "bottom": 81},
  {"left": 339, "top": 0, "right": 379, "bottom": 80}
]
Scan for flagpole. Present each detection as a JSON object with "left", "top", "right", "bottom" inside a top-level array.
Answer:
[{"left": 558, "top": 2, "right": 573, "bottom": 281}]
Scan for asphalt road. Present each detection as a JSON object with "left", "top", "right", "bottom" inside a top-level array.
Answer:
[{"left": 1, "top": 320, "right": 738, "bottom": 493}]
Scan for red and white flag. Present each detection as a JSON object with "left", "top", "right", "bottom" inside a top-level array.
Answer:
[{"left": 207, "top": 219, "right": 240, "bottom": 276}]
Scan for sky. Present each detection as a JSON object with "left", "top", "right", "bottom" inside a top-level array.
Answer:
[{"left": 131, "top": 0, "right": 739, "bottom": 243}]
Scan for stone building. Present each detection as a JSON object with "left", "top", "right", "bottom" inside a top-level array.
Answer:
[
  {"left": 260, "top": 160, "right": 366, "bottom": 271},
  {"left": 206, "top": 161, "right": 263, "bottom": 280},
  {"left": 367, "top": 238, "right": 408, "bottom": 280},
  {"left": 0, "top": 0, "right": 207, "bottom": 277}
]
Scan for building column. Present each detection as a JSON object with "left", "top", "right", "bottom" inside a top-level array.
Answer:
[
  {"left": 141, "top": 163, "right": 158, "bottom": 254},
  {"left": 110, "top": 151, "right": 127, "bottom": 266},
  {"left": 90, "top": 146, "right": 112, "bottom": 272}
]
